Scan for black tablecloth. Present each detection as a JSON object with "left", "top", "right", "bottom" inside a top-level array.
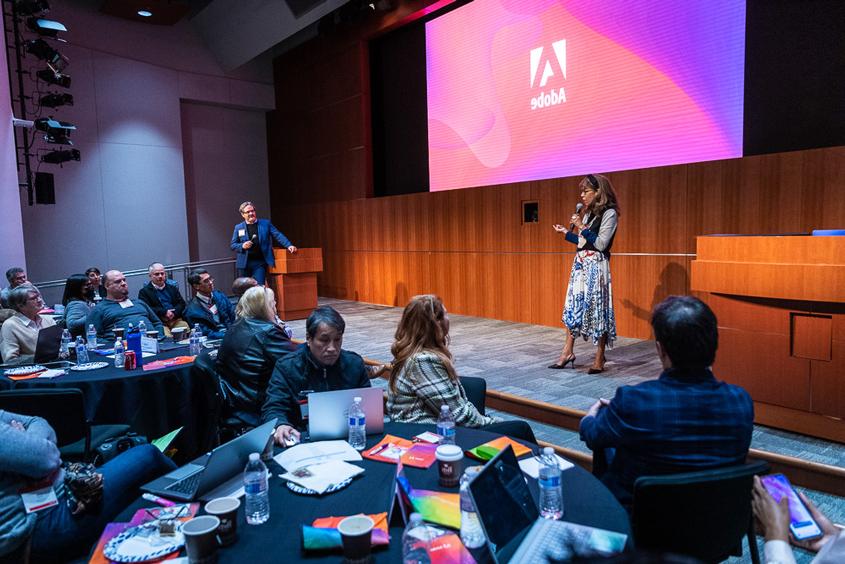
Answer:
[
  {"left": 0, "top": 347, "right": 214, "bottom": 459},
  {"left": 103, "top": 423, "right": 631, "bottom": 563}
]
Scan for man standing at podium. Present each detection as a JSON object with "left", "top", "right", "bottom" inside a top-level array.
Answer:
[{"left": 230, "top": 201, "right": 297, "bottom": 285}]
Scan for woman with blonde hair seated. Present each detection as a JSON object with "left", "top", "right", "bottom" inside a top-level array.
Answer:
[
  {"left": 387, "top": 294, "right": 535, "bottom": 442},
  {"left": 215, "top": 286, "right": 297, "bottom": 430}
]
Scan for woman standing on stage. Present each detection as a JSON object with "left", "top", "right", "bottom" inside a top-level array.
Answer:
[{"left": 550, "top": 173, "right": 620, "bottom": 373}]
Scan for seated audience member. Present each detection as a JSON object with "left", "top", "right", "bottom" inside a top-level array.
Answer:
[
  {"left": 61, "top": 274, "right": 95, "bottom": 336},
  {"left": 137, "top": 262, "right": 189, "bottom": 335},
  {"left": 0, "top": 267, "right": 27, "bottom": 309},
  {"left": 579, "top": 295, "right": 753, "bottom": 508},
  {"left": 386, "top": 294, "right": 535, "bottom": 442},
  {"left": 263, "top": 306, "right": 370, "bottom": 446},
  {"left": 0, "top": 410, "right": 174, "bottom": 561},
  {"left": 232, "top": 276, "right": 258, "bottom": 297},
  {"left": 86, "top": 270, "right": 163, "bottom": 340},
  {"left": 216, "top": 286, "right": 297, "bottom": 430},
  {"left": 0, "top": 284, "right": 56, "bottom": 364},
  {"left": 84, "top": 267, "right": 107, "bottom": 301},
  {"left": 752, "top": 476, "right": 844, "bottom": 564},
  {"left": 184, "top": 269, "right": 235, "bottom": 339}
]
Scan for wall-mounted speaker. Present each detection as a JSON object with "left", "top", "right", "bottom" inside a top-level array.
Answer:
[{"left": 35, "top": 172, "right": 55, "bottom": 205}]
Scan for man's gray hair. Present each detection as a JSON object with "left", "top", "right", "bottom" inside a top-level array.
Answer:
[
  {"left": 7, "top": 283, "right": 38, "bottom": 311},
  {"left": 238, "top": 201, "right": 254, "bottom": 214},
  {"left": 5, "top": 267, "right": 24, "bottom": 284},
  {"left": 148, "top": 262, "right": 164, "bottom": 273}
]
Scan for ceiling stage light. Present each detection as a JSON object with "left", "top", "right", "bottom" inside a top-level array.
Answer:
[
  {"left": 13, "top": 0, "right": 50, "bottom": 17},
  {"left": 39, "top": 92, "right": 73, "bottom": 108},
  {"left": 25, "top": 38, "right": 69, "bottom": 73},
  {"left": 34, "top": 117, "right": 76, "bottom": 144},
  {"left": 36, "top": 68, "right": 71, "bottom": 88},
  {"left": 41, "top": 148, "right": 80, "bottom": 164},
  {"left": 26, "top": 17, "right": 67, "bottom": 38},
  {"left": 137, "top": 10, "right": 152, "bottom": 17}
]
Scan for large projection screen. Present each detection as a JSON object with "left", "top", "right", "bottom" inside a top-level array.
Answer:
[{"left": 426, "top": 0, "right": 746, "bottom": 192}]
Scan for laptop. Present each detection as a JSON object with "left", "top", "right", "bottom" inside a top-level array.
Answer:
[
  {"left": 307, "top": 387, "right": 384, "bottom": 441},
  {"left": 34, "top": 325, "right": 64, "bottom": 363},
  {"left": 142, "top": 418, "right": 276, "bottom": 502},
  {"left": 468, "top": 445, "right": 628, "bottom": 563}
]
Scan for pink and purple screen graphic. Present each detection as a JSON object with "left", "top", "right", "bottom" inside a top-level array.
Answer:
[{"left": 425, "top": 0, "right": 746, "bottom": 191}]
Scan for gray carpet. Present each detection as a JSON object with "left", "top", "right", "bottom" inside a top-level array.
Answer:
[{"left": 286, "top": 298, "right": 844, "bottom": 563}]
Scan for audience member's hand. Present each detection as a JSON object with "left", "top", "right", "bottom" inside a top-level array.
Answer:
[
  {"left": 273, "top": 425, "right": 300, "bottom": 446},
  {"left": 242, "top": 241, "right": 253, "bottom": 250},
  {"left": 287, "top": 245, "right": 298, "bottom": 254},
  {"left": 752, "top": 476, "right": 790, "bottom": 542},
  {"left": 9, "top": 419, "right": 25, "bottom": 431},
  {"left": 792, "top": 490, "right": 839, "bottom": 552},
  {"left": 585, "top": 398, "right": 610, "bottom": 418}
]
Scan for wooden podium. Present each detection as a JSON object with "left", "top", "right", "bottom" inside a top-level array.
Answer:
[
  {"left": 691, "top": 235, "right": 845, "bottom": 441},
  {"left": 267, "top": 248, "right": 323, "bottom": 320}
]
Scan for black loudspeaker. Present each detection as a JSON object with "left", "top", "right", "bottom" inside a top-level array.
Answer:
[{"left": 35, "top": 172, "right": 55, "bottom": 205}]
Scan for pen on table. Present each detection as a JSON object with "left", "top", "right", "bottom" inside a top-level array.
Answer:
[
  {"left": 142, "top": 493, "right": 176, "bottom": 507},
  {"left": 368, "top": 442, "right": 392, "bottom": 456}
]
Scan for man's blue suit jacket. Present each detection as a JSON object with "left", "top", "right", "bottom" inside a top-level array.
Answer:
[
  {"left": 230, "top": 218, "right": 292, "bottom": 269},
  {"left": 579, "top": 367, "right": 754, "bottom": 507}
]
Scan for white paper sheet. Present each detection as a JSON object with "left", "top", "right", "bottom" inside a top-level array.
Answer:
[
  {"left": 273, "top": 440, "right": 362, "bottom": 471},
  {"left": 279, "top": 460, "right": 364, "bottom": 494},
  {"left": 518, "top": 454, "right": 575, "bottom": 478}
]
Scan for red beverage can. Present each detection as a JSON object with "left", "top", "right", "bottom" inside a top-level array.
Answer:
[{"left": 124, "top": 350, "right": 136, "bottom": 370}]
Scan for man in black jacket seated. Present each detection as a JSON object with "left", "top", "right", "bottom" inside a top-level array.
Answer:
[
  {"left": 262, "top": 306, "right": 371, "bottom": 446},
  {"left": 216, "top": 286, "right": 298, "bottom": 429},
  {"left": 137, "top": 262, "right": 188, "bottom": 336}
]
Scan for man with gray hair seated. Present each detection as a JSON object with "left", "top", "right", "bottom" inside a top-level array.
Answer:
[
  {"left": 0, "top": 267, "right": 27, "bottom": 309},
  {"left": 0, "top": 283, "right": 56, "bottom": 364},
  {"left": 86, "top": 270, "right": 163, "bottom": 341},
  {"left": 262, "top": 305, "right": 371, "bottom": 446}
]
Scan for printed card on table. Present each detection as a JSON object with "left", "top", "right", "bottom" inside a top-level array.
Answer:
[
  {"left": 466, "top": 436, "right": 532, "bottom": 461},
  {"left": 362, "top": 434, "right": 436, "bottom": 468}
]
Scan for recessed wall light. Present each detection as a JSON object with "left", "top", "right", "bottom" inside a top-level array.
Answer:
[{"left": 137, "top": 10, "right": 152, "bottom": 17}]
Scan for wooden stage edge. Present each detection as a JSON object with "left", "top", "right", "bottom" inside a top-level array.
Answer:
[{"left": 485, "top": 389, "right": 845, "bottom": 498}]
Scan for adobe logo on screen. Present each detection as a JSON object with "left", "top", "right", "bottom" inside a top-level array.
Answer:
[{"left": 529, "top": 39, "right": 566, "bottom": 111}]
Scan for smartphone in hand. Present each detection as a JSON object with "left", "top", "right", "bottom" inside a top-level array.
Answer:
[{"left": 760, "top": 473, "right": 823, "bottom": 541}]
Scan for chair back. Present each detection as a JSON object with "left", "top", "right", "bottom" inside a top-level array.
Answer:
[
  {"left": 632, "top": 461, "right": 769, "bottom": 563},
  {"left": 190, "top": 349, "right": 227, "bottom": 451},
  {"left": 0, "top": 388, "right": 89, "bottom": 450},
  {"left": 459, "top": 376, "right": 487, "bottom": 415}
]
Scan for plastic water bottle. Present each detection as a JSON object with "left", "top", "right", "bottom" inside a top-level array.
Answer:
[
  {"left": 86, "top": 324, "right": 98, "bottom": 350},
  {"left": 436, "top": 405, "right": 456, "bottom": 445},
  {"left": 114, "top": 338, "right": 125, "bottom": 368},
  {"left": 188, "top": 331, "right": 200, "bottom": 356},
  {"left": 347, "top": 396, "right": 367, "bottom": 450},
  {"left": 75, "top": 336, "right": 89, "bottom": 364},
  {"left": 138, "top": 319, "right": 147, "bottom": 335},
  {"left": 59, "top": 329, "right": 71, "bottom": 359},
  {"left": 538, "top": 447, "right": 563, "bottom": 519},
  {"left": 193, "top": 323, "right": 202, "bottom": 340},
  {"left": 244, "top": 452, "right": 270, "bottom": 525},
  {"left": 459, "top": 466, "right": 485, "bottom": 548},
  {"left": 402, "top": 513, "right": 431, "bottom": 564}
]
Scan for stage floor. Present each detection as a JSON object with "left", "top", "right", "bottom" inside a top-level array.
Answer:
[{"left": 287, "top": 298, "right": 844, "bottom": 561}]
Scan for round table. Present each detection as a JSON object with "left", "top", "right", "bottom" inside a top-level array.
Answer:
[
  {"left": 105, "top": 422, "right": 631, "bottom": 563},
  {"left": 0, "top": 347, "right": 215, "bottom": 459}
]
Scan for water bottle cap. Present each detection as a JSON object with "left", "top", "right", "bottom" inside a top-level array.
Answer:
[
  {"left": 353, "top": 396, "right": 362, "bottom": 402},
  {"left": 409, "top": 513, "right": 422, "bottom": 523},
  {"left": 543, "top": 447, "right": 554, "bottom": 456},
  {"left": 249, "top": 452, "right": 260, "bottom": 461},
  {"left": 440, "top": 404, "right": 449, "bottom": 412}
]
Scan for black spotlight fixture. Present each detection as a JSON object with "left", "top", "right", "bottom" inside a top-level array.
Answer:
[
  {"left": 13, "top": 0, "right": 50, "bottom": 17},
  {"left": 26, "top": 17, "right": 67, "bottom": 38},
  {"left": 36, "top": 68, "right": 71, "bottom": 88},
  {"left": 41, "top": 148, "right": 80, "bottom": 164},
  {"left": 39, "top": 92, "right": 73, "bottom": 108},
  {"left": 34, "top": 117, "right": 76, "bottom": 144},
  {"left": 25, "top": 38, "right": 69, "bottom": 72}
]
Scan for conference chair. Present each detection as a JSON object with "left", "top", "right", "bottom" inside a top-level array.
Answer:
[
  {"left": 190, "top": 348, "right": 244, "bottom": 448},
  {"left": 631, "top": 461, "right": 770, "bottom": 563},
  {"left": 0, "top": 388, "right": 129, "bottom": 462},
  {"left": 459, "top": 376, "right": 487, "bottom": 415}
]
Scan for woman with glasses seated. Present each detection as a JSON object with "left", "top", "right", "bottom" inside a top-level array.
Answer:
[
  {"left": 550, "top": 173, "right": 620, "bottom": 374},
  {"left": 61, "top": 274, "right": 95, "bottom": 337},
  {"left": 216, "top": 286, "right": 297, "bottom": 431},
  {"left": 0, "top": 284, "right": 55, "bottom": 364},
  {"left": 387, "top": 294, "right": 536, "bottom": 442}
]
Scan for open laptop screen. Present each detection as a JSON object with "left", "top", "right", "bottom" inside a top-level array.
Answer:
[{"left": 469, "top": 445, "right": 539, "bottom": 551}]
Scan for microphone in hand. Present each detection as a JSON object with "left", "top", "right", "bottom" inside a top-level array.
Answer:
[{"left": 570, "top": 202, "right": 584, "bottom": 230}]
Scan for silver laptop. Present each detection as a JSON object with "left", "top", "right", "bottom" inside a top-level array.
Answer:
[
  {"left": 307, "top": 387, "right": 384, "bottom": 441},
  {"left": 141, "top": 418, "right": 276, "bottom": 502}
]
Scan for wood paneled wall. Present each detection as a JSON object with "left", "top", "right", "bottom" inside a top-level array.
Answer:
[{"left": 268, "top": 16, "right": 845, "bottom": 340}]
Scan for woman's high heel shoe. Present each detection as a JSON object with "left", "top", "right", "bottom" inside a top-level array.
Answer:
[
  {"left": 587, "top": 361, "right": 606, "bottom": 374},
  {"left": 548, "top": 355, "right": 576, "bottom": 369}
]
